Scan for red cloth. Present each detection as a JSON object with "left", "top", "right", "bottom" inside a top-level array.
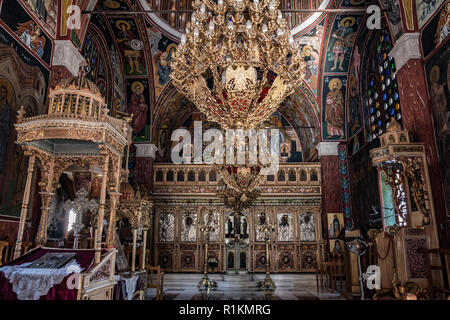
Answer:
[{"left": 0, "top": 247, "right": 97, "bottom": 300}]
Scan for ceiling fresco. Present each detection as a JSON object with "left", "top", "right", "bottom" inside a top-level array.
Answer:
[{"left": 144, "top": 0, "right": 326, "bottom": 33}]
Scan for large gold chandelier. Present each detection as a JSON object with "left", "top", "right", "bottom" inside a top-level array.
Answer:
[
  {"left": 170, "top": 0, "right": 307, "bottom": 130},
  {"left": 217, "top": 165, "right": 264, "bottom": 212}
]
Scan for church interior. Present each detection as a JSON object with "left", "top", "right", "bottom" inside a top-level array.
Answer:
[{"left": 0, "top": 0, "right": 449, "bottom": 303}]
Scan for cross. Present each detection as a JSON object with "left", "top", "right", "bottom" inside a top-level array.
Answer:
[{"left": 63, "top": 188, "right": 98, "bottom": 249}]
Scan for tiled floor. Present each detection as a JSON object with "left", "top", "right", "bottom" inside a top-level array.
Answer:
[{"left": 146, "top": 273, "right": 347, "bottom": 300}]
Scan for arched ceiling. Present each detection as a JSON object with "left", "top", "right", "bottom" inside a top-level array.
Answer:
[
  {"left": 143, "top": 0, "right": 327, "bottom": 37},
  {"left": 83, "top": 0, "right": 394, "bottom": 158}
]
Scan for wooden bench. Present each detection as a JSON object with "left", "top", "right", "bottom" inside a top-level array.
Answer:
[
  {"left": 316, "top": 252, "right": 345, "bottom": 291},
  {"left": 147, "top": 266, "right": 164, "bottom": 300},
  {"left": 419, "top": 247, "right": 450, "bottom": 295}
]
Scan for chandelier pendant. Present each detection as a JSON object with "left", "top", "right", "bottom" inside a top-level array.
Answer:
[{"left": 170, "top": 0, "right": 307, "bottom": 130}]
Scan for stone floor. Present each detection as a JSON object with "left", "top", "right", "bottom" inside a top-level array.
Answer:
[{"left": 146, "top": 273, "right": 347, "bottom": 300}]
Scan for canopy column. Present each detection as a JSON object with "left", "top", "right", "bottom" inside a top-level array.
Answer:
[{"left": 13, "top": 151, "right": 35, "bottom": 259}]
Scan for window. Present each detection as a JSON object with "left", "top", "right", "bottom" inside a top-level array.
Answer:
[
  {"left": 156, "top": 170, "right": 164, "bottom": 182},
  {"left": 299, "top": 170, "right": 307, "bottom": 181},
  {"left": 288, "top": 170, "right": 296, "bottom": 181},
  {"left": 167, "top": 170, "right": 174, "bottom": 181},
  {"left": 199, "top": 170, "right": 206, "bottom": 182},
  {"left": 367, "top": 28, "right": 402, "bottom": 140}
]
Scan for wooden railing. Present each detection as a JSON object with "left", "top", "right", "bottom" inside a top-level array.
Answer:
[{"left": 153, "top": 163, "right": 321, "bottom": 196}]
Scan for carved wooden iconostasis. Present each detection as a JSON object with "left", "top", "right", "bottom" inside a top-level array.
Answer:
[{"left": 153, "top": 198, "right": 323, "bottom": 274}]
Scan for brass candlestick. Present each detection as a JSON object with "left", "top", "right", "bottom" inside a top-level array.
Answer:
[
  {"left": 198, "top": 211, "right": 216, "bottom": 290},
  {"left": 258, "top": 212, "right": 276, "bottom": 291}
]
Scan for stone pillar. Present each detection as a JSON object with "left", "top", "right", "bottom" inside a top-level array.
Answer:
[
  {"left": 135, "top": 143, "right": 157, "bottom": 191},
  {"left": 316, "top": 142, "right": 343, "bottom": 237},
  {"left": 389, "top": 33, "right": 449, "bottom": 246}
]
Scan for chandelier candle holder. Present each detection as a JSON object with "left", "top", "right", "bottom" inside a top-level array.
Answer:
[
  {"left": 198, "top": 211, "right": 217, "bottom": 290},
  {"left": 257, "top": 212, "right": 276, "bottom": 291},
  {"left": 170, "top": 0, "right": 306, "bottom": 130},
  {"left": 216, "top": 164, "right": 264, "bottom": 212},
  {"left": 215, "top": 125, "right": 276, "bottom": 212}
]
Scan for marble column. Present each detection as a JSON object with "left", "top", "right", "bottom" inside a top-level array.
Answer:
[
  {"left": 316, "top": 142, "right": 343, "bottom": 237},
  {"left": 135, "top": 143, "right": 157, "bottom": 191},
  {"left": 389, "top": 33, "right": 448, "bottom": 246}
]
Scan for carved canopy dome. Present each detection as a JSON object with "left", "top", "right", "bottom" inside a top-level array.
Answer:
[
  {"left": 47, "top": 67, "right": 108, "bottom": 119},
  {"left": 120, "top": 181, "right": 135, "bottom": 201},
  {"left": 57, "top": 74, "right": 102, "bottom": 97}
]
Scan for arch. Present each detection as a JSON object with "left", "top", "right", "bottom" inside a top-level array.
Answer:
[{"left": 166, "top": 170, "right": 174, "bottom": 181}]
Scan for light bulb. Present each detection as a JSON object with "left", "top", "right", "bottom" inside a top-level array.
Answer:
[
  {"left": 262, "top": 24, "right": 268, "bottom": 33},
  {"left": 277, "top": 28, "right": 283, "bottom": 36},
  {"left": 246, "top": 20, "right": 252, "bottom": 30},
  {"left": 194, "top": 27, "right": 199, "bottom": 38},
  {"left": 181, "top": 34, "right": 187, "bottom": 45},
  {"left": 200, "top": 4, "right": 206, "bottom": 14},
  {"left": 278, "top": 11, "right": 282, "bottom": 21},
  {"left": 228, "top": 20, "right": 234, "bottom": 30},
  {"left": 269, "top": 1, "right": 275, "bottom": 10},
  {"left": 191, "top": 13, "right": 196, "bottom": 23},
  {"left": 254, "top": 0, "right": 259, "bottom": 5},
  {"left": 218, "top": 0, "right": 223, "bottom": 6},
  {"left": 209, "top": 20, "right": 215, "bottom": 31}
]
